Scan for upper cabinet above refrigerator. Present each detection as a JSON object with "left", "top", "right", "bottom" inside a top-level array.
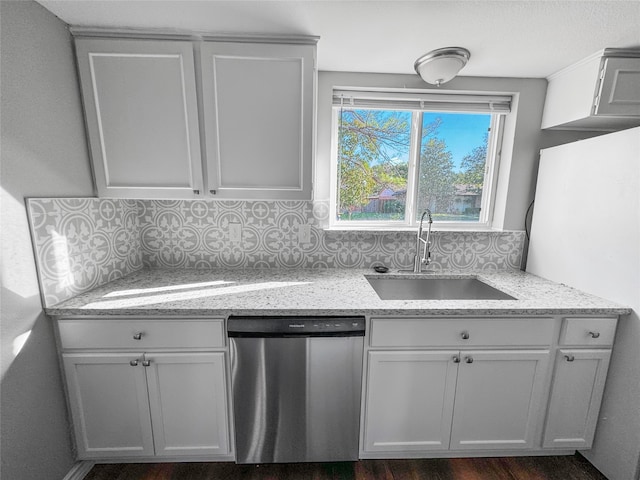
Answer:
[
  {"left": 74, "top": 34, "right": 318, "bottom": 200},
  {"left": 541, "top": 48, "right": 640, "bottom": 131}
]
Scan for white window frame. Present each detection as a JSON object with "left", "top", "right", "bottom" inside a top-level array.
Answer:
[{"left": 329, "top": 88, "right": 510, "bottom": 231}]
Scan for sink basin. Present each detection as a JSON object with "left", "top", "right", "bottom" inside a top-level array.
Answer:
[{"left": 366, "top": 276, "right": 516, "bottom": 300}]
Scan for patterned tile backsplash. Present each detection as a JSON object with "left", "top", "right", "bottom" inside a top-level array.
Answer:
[
  {"left": 27, "top": 198, "right": 142, "bottom": 306},
  {"left": 28, "top": 198, "right": 525, "bottom": 306}
]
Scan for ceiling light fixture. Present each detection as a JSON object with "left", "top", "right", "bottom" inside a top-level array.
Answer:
[{"left": 414, "top": 47, "right": 471, "bottom": 87}]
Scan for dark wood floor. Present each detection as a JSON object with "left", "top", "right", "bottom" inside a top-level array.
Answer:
[{"left": 83, "top": 454, "right": 608, "bottom": 480}]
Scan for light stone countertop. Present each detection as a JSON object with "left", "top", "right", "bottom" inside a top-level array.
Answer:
[{"left": 45, "top": 268, "right": 630, "bottom": 317}]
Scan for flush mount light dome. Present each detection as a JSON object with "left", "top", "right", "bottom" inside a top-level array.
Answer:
[{"left": 414, "top": 47, "right": 471, "bottom": 87}]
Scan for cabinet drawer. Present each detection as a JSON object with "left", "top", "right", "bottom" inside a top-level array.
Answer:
[
  {"left": 560, "top": 317, "right": 617, "bottom": 346},
  {"left": 370, "top": 317, "right": 555, "bottom": 348},
  {"left": 58, "top": 318, "right": 225, "bottom": 350}
]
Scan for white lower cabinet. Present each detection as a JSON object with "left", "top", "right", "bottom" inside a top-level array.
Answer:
[
  {"left": 543, "top": 349, "right": 612, "bottom": 449},
  {"left": 362, "top": 315, "right": 618, "bottom": 457},
  {"left": 364, "top": 351, "right": 458, "bottom": 452},
  {"left": 449, "top": 350, "right": 549, "bottom": 450},
  {"left": 145, "top": 352, "right": 229, "bottom": 456},
  {"left": 63, "top": 352, "right": 155, "bottom": 458},
  {"left": 57, "top": 318, "right": 231, "bottom": 460},
  {"left": 63, "top": 352, "right": 229, "bottom": 459},
  {"left": 64, "top": 351, "right": 230, "bottom": 459},
  {"left": 363, "top": 348, "right": 549, "bottom": 454}
]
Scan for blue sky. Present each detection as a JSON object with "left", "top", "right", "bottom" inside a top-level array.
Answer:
[
  {"left": 343, "top": 109, "right": 490, "bottom": 172},
  {"left": 423, "top": 112, "right": 491, "bottom": 171}
]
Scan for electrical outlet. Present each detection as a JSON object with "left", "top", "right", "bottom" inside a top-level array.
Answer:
[
  {"left": 229, "top": 222, "right": 242, "bottom": 243},
  {"left": 298, "top": 224, "right": 311, "bottom": 244}
]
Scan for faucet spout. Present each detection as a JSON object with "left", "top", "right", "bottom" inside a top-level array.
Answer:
[{"left": 413, "top": 210, "right": 433, "bottom": 273}]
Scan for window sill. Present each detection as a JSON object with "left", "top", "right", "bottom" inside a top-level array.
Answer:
[{"left": 322, "top": 225, "right": 514, "bottom": 233}]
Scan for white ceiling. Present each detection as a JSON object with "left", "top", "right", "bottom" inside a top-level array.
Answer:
[{"left": 36, "top": 0, "right": 640, "bottom": 79}]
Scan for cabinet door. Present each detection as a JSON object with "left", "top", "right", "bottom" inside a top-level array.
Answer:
[
  {"left": 144, "top": 352, "right": 230, "bottom": 456},
  {"left": 543, "top": 349, "right": 611, "bottom": 449},
  {"left": 363, "top": 351, "right": 458, "bottom": 452},
  {"left": 63, "top": 353, "right": 154, "bottom": 459},
  {"left": 75, "top": 38, "right": 203, "bottom": 198},
  {"left": 595, "top": 57, "right": 640, "bottom": 116},
  {"left": 200, "top": 41, "right": 315, "bottom": 200},
  {"left": 450, "top": 350, "right": 549, "bottom": 450}
]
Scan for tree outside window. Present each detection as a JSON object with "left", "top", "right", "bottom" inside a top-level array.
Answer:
[{"left": 335, "top": 108, "right": 492, "bottom": 225}]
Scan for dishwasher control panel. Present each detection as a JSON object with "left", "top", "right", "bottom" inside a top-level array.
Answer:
[{"left": 227, "top": 316, "right": 365, "bottom": 337}]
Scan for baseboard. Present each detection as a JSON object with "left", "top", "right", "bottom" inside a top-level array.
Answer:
[
  {"left": 359, "top": 449, "right": 577, "bottom": 459},
  {"left": 62, "top": 461, "right": 95, "bottom": 480}
]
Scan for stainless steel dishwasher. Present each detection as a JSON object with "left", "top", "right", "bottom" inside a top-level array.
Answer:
[{"left": 227, "top": 315, "right": 365, "bottom": 464}]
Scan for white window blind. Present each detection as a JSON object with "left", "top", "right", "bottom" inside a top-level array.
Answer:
[{"left": 332, "top": 88, "right": 512, "bottom": 113}]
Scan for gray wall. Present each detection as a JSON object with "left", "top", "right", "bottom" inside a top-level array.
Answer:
[{"left": 0, "top": 1, "right": 94, "bottom": 479}]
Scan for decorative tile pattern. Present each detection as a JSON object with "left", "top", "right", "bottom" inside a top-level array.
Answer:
[
  {"left": 138, "top": 200, "right": 525, "bottom": 271},
  {"left": 28, "top": 198, "right": 524, "bottom": 307},
  {"left": 27, "top": 198, "right": 142, "bottom": 306}
]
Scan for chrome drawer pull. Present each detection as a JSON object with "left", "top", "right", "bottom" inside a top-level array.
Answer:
[
  {"left": 564, "top": 354, "right": 575, "bottom": 362},
  {"left": 133, "top": 333, "right": 143, "bottom": 340},
  {"left": 589, "top": 331, "right": 601, "bottom": 338},
  {"left": 129, "top": 359, "right": 139, "bottom": 366},
  {"left": 461, "top": 331, "right": 470, "bottom": 340},
  {"left": 452, "top": 355, "right": 461, "bottom": 363},
  {"left": 142, "top": 360, "right": 151, "bottom": 367},
  {"left": 465, "top": 356, "right": 474, "bottom": 364}
]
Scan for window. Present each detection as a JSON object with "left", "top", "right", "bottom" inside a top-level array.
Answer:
[{"left": 330, "top": 89, "right": 510, "bottom": 229}]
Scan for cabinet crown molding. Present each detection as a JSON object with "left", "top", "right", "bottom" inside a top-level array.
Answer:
[
  {"left": 546, "top": 47, "right": 640, "bottom": 81},
  {"left": 69, "top": 26, "right": 320, "bottom": 45}
]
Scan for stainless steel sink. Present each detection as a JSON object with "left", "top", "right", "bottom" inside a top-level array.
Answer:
[{"left": 366, "top": 276, "right": 516, "bottom": 300}]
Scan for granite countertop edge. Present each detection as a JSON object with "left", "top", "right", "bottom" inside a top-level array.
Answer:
[{"left": 44, "top": 267, "right": 631, "bottom": 318}]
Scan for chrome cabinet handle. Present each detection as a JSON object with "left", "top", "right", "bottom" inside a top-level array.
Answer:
[
  {"left": 129, "top": 359, "right": 139, "bottom": 366},
  {"left": 452, "top": 355, "right": 461, "bottom": 363},
  {"left": 193, "top": 189, "right": 200, "bottom": 195},
  {"left": 210, "top": 189, "right": 217, "bottom": 195},
  {"left": 565, "top": 354, "right": 575, "bottom": 362},
  {"left": 133, "top": 333, "right": 143, "bottom": 340},
  {"left": 142, "top": 360, "right": 151, "bottom": 367},
  {"left": 461, "top": 331, "right": 470, "bottom": 340},
  {"left": 465, "top": 356, "right": 473, "bottom": 364},
  {"left": 589, "top": 331, "right": 601, "bottom": 338}
]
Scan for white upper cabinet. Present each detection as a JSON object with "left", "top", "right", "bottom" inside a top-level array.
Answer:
[
  {"left": 200, "top": 41, "right": 316, "bottom": 200},
  {"left": 542, "top": 49, "right": 640, "bottom": 131},
  {"left": 76, "top": 35, "right": 317, "bottom": 200},
  {"left": 75, "top": 38, "right": 204, "bottom": 198}
]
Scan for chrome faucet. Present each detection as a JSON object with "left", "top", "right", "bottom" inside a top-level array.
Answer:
[{"left": 413, "top": 210, "right": 433, "bottom": 273}]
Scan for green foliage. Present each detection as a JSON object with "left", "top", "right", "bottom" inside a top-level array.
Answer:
[
  {"left": 416, "top": 137, "right": 456, "bottom": 214},
  {"left": 371, "top": 163, "right": 406, "bottom": 191},
  {"left": 456, "top": 133, "right": 488, "bottom": 194},
  {"left": 336, "top": 109, "right": 488, "bottom": 222},
  {"left": 338, "top": 158, "right": 376, "bottom": 219},
  {"left": 337, "top": 110, "right": 410, "bottom": 218}
]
